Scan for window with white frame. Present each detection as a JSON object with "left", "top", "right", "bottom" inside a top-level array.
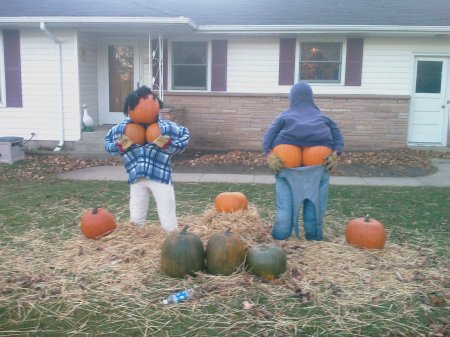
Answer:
[
  {"left": 172, "top": 41, "right": 208, "bottom": 90},
  {"left": 299, "top": 42, "right": 342, "bottom": 83},
  {"left": 0, "top": 31, "right": 6, "bottom": 106}
]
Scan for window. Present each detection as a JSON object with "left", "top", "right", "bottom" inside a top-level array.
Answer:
[
  {"left": 415, "top": 60, "right": 443, "bottom": 94},
  {"left": 0, "top": 32, "right": 5, "bottom": 106},
  {"left": 172, "top": 41, "right": 207, "bottom": 90},
  {"left": 299, "top": 42, "right": 342, "bottom": 83}
]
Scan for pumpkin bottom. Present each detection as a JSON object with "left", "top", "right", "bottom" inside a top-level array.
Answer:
[
  {"left": 272, "top": 144, "right": 302, "bottom": 168},
  {"left": 302, "top": 146, "right": 333, "bottom": 166}
]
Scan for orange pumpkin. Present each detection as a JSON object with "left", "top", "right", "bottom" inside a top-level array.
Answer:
[
  {"left": 302, "top": 146, "right": 333, "bottom": 166},
  {"left": 124, "top": 123, "right": 146, "bottom": 145},
  {"left": 345, "top": 215, "right": 387, "bottom": 250},
  {"left": 272, "top": 144, "right": 302, "bottom": 168},
  {"left": 129, "top": 95, "right": 160, "bottom": 124},
  {"left": 145, "top": 123, "right": 161, "bottom": 143},
  {"left": 214, "top": 192, "right": 248, "bottom": 213},
  {"left": 80, "top": 207, "right": 117, "bottom": 239}
]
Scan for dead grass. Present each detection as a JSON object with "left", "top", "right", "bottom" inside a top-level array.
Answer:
[{"left": 0, "top": 205, "right": 448, "bottom": 336}]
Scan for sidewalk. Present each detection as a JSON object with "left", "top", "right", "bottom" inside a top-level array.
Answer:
[{"left": 58, "top": 158, "right": 450, "bottom": 187}]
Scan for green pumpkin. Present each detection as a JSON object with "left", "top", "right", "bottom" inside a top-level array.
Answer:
[
  {"left": 161, "top": 225, "right": 205, "bottom": 278},
  {"left": 246, "top": 243, "right": 287, "bottom": 280},
  {"left": 206, "top": 229, "right": 246, "bottom": 276}
]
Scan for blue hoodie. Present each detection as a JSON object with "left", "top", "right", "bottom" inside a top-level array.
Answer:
[{"left": 262, "top": 82, "right": 344, "bottom": 154}]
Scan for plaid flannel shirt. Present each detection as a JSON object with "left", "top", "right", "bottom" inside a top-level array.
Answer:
[{"left": 104, "top": 118, "right": 190, "bottom": 185}]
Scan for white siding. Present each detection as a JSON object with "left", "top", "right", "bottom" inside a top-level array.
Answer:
[
  {"left": 227, "top": 37, "right": 280, "bottom": 93},
  {"left": 224, "top": 36, "right": 450, "bottom": 96},
  {"left": 78, "top": 32, "right": 99, "bottom": 127},
  {"left": 0, "top": 29, "right": 80, "bottom": 141}
]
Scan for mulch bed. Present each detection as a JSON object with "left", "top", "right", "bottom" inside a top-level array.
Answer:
[{"left": 1, "top": 148, "right": 450, "bottom": 182}]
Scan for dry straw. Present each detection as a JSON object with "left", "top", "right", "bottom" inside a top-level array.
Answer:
[{"left": 0, "top": 205, "right": 448, "bottom": 336}]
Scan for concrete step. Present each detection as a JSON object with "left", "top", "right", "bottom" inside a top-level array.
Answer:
[
  {"left": 81, "top": 126, "right": 111, "bottom": 141},
  {"left": 70, "top": 140, "right": 105, "bottom": 152}
]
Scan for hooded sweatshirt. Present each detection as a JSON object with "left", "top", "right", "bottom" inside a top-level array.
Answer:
[{"left": 262, "top": 82, "right": 344, "bottom": 154}]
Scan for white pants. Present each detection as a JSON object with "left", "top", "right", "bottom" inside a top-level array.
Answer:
[{"left": 129, "top": 179, "right": 177, "bottom": 231}]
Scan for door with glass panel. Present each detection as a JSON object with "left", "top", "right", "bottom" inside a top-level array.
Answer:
[
  {"left": 408, "top": 57, "right": 448, "bottom": 145},
  {"left": 100, "top": 39, "right": 140, "bottom": 124}
]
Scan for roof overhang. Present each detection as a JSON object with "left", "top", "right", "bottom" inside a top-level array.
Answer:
[
  {"left": 0, "top": 16, "right": 198, "bottom": 35},
  {"left": 1, "top": 17, "right": 450, "bottom": 38},
  {"left": 197, "top": 25, "right": 450, "bottom": 37}
]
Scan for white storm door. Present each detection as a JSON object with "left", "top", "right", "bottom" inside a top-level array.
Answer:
[
  {"left": 408, "top": 57, "right": 448, "bottom": 145},
  {"left": 99, "top": 39, "right": 140, "bottom": 124}
]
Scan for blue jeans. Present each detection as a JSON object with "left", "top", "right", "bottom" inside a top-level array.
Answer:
[{"left": 272, "top": 170, "right": 329, "bottom": 241}]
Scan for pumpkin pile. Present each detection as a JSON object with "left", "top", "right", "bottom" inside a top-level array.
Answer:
[
  {"left": 161, "top": 192, "right": 287, "bottom": 280},
  {"left": 124, "top": 94, "right": 161, "bottom": 145},
  {"left": 272, "top": 144, "right": 333, "bottom": 168},
  {"left": 161, "top": 225, "right": 287, "bottom": 280}
]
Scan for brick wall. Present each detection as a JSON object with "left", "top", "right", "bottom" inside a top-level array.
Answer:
[{"left": 164, "top": 93, "right": 411, "bottom": 152}]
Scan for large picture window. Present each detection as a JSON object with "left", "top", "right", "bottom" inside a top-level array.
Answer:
[
  {"left": 299, "top": 42, "right": 342, "bottom": 83},
  {"left": 172, "top": 41, "right": 207, "bottom": 90}
]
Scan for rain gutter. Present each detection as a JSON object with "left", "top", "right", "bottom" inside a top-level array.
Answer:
[{"left": 39, "top": 22, "right": 65, "bottom": 151}]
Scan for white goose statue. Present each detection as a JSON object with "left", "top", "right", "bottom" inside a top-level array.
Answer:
[{"left": 82, "top": 104, "right": 94, "bottom": 132}]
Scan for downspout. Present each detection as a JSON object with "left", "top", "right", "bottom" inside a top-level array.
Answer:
[{"left": 39, "top": 22, "right": 65, "bottom": 151}]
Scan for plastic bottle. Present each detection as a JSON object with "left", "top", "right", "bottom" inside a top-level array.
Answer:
[{"left": 162, "top": 288, "right": 194, "bottom": 304}]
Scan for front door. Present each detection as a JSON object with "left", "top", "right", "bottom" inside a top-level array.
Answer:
[
  {"left": 408, "top": 57, "right": 448, "bottom": 145},
  {"left": 99, "top": 39, "right": 140, "bottom": 124}
]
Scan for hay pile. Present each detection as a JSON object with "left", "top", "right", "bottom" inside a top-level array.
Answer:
[{"left": 0, "top": 206, "right": 448, "bottom": 336}]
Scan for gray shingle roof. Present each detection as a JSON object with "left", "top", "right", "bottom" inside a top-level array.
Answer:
[{"left": 2, "top": 0, "right": 449, "bottom": 27}]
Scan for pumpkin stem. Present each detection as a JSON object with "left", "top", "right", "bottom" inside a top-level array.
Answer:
[
  {"left": 180, "top": 225, "right": 189, "bottom": 234},
  {"left": 92, "top": 207, "right": 100, "bottom": 215},
  {"left": 364, "top": 214, "right": 370, "bottom": 222}
]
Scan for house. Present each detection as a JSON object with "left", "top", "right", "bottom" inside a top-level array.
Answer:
[{"left": 1, "top": 0, "right": 449, "bottom": 152}]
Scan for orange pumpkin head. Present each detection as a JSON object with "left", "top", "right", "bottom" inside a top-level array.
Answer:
[
  {"left": 128, "top": 95, "right": 160, "bottom": 124},
  {"left": 80, "top": 207, "right": 117, "bottom": 239},
  {"left": 145, "top": 123, "right": 161, "bottom": 143},
  {"left": 345, "top": 215, "right": 386, "bottom": 249},
  {"left": 124, "top": 123, "right": 146, "bottom": 145},
  {"left": 302, "top": 146, "right": 333, "bottom": 166},
  {"left": 272, "top": 144, "right": 302, "bottom": 168},
  {"left": 214, "top": 192, "right": 248, "bottom": 213}
]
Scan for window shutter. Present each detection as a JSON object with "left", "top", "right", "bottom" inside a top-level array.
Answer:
[
  {"left": 211, "top": 40, "right": 227, "bottom": 91},
  {"left": 278, "top": 38, "right": 296, "bottom": 85},
  {"left": 151, "top": 38, "right": 168, "bottom": 90},
  {"left": 3, "top": 30, "right": 23, "bottom": 107},
  {"left": 345, "top": 38, "right": 364, "bottom": 86}
]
